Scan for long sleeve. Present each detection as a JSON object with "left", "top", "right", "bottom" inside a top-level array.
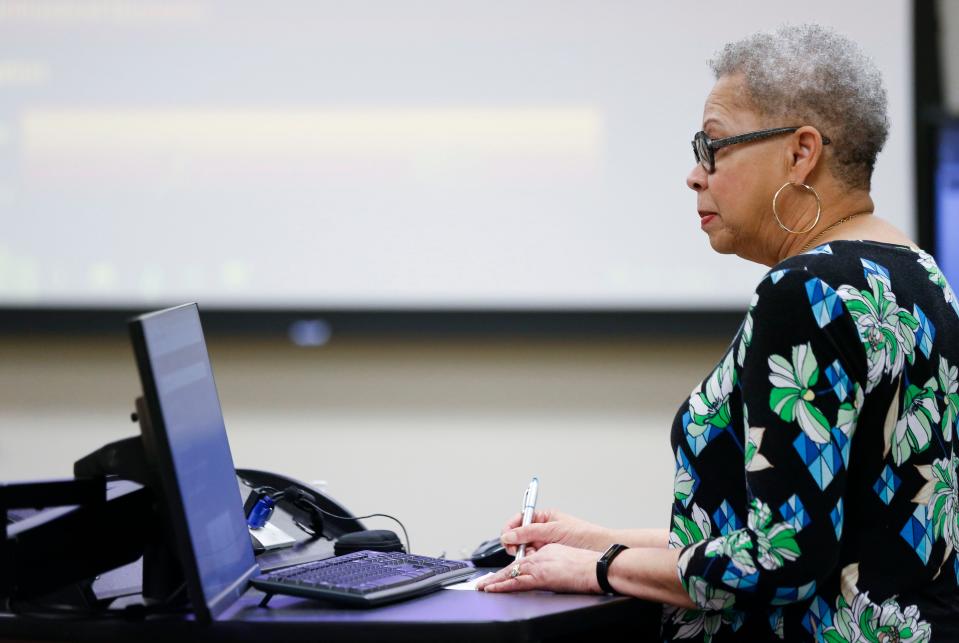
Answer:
[{"left": 675, "top": 266, "right": 869, "bottom": 610}]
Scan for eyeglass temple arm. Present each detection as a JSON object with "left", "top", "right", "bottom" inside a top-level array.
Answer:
[{"left": 710, "top": 127, "right": 831, "bottom": 150}]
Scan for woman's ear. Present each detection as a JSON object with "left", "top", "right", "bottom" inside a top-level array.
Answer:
[{"left": 787, "top": 125, "right": 825, "bottom": 184}]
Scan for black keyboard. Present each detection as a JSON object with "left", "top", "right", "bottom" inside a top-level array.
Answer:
[{"left": 251, "top": 550, "right": 475, "bottom": 607}]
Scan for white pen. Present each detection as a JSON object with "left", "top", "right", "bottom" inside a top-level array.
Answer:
[{"left": 515, "top": 476, "right": 539, "bottom": 560}]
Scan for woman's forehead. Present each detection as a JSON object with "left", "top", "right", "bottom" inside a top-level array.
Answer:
[{"left": 703, "top": 76, "right": 759, "bottom": 130}]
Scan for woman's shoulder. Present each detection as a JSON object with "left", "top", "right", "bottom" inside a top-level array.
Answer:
[
  {"left": 752, "top": 239, "right": 959, "bottom": 340},
  {"left": 757, "top": 240, "right": 936, "bottom": 296},
  {"left": 769, "top": 238, "right": 913, "bottom": 273}
]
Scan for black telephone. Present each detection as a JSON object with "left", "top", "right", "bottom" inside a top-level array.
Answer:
[
  {"left": 236, "top": 469, "right": 365, "bottom": 547},
  {"left": 236, "top": 470, "right": 407, "bottom": 564}
]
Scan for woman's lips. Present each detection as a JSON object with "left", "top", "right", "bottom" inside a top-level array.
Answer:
[{"left": 699, "top": 212, "right": 717, "bottom": 228}]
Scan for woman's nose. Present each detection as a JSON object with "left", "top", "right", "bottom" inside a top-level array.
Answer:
[{"left": 686, "top": 164, "right": 706, "bottom": 191}]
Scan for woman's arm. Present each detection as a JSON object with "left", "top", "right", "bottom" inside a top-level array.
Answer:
[
  {"left": 476, "top": 543, "right": 695, "bottom": 609},
  {"left": 608, "top": 528, "right": 670, "bottom": 549},
  {"left": 607, "top": 547, "right": 696, "bottom": 607},
  {"left": 500, "top": 510, "right": 669, "bottom": 554}
]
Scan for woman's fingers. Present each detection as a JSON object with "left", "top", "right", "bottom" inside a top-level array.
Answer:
[
  {"left": 501, "top": 512, "right": 524, "bottom": 533},
  {"left": 478, "top": 544, "right": 600, "bottom": 595},
  {"left": 476, "top": 559, "right": 539, "bottom": 593},
  {"left": 481, "top": 574, "right": 539, "bottom": 593},
  {"left": 503, "top": 521, "right": 557, "bottom": 548},
  {"left": 500, "top": 508, "right": 562, "bottom": 555}
]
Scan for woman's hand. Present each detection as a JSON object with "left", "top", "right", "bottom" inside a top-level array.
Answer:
[
  {"left": 499, "top": 509, "right": 612, "bottom": 556},
  {"left": 475, "top": 544, "right": 601, "bottom": 594}
]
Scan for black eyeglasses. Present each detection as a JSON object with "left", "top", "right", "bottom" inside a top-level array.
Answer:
[{"left": 691, "top": 127, "right": 831, "bottom": 174}]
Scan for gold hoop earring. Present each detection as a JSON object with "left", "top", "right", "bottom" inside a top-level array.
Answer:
[{"left": 772, "top": 182, "right": 821, "bottom": 235}]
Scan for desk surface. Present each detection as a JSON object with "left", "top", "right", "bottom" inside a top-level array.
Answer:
[
  {"left": 3, "top": 517, "right": 661, "bottom": 642},
  {"left": 0, "top": 573, "right": 661, "bottom": 642}
]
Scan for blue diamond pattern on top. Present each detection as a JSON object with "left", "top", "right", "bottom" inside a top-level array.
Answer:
[
  {"left": 824, "top": 359, "right": 851, "bottom": 402},
  {"left": 802, "top": 596, "right": 834, "bottom": 635},
  {"left": 793, "top": 433, "right": 843, "bottom": 490},
  {"left": 682, "top": 411, "right": 724, "bottom": 457},
  {"left": 873, "top": 465, "right": 900, "bottom": 505},
  {"left": 861, "top": 258, "right": 891, "bottom": 285},
  {"left": 769, "top": 609, "right": 783, "bottom": 636},
  {"left": 830, "top": 498, "right": 844, "bottom": 540},
  {"left": 900, "top": 504, "right": 934, "bottom": 565},
  {"left": 806, "top": 244, "right": 833, "bottom": 255},
  {"left": 805, "top": 278, "right": 844, "bottom": 328},
  {"left": 769, "top": 269, "right": 789, "bottom": 284},
  {"left": 675, "top": 447, "right": 700, "bottom": 508},
  {"left": 713, "top": 500, "right": 743, "bottom": 535},
  {"left": 779, "top": 494, "right": 811, "bottom": 532},
  {"left": 771, "top": 581, "right": 817, "bottom": 606},
  {"left": 913, "top": 304, "right": 936, "bottom": 359},
  {"left": 722, "top": 561, "right": 759, "bottom": 592},
  {"left": 832, "top": 427, "right": 851, "bottom": 469}
]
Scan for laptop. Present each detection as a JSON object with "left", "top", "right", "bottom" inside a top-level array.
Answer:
[{"left": 128, "top": 303, "right": 474, "bottom": 621}]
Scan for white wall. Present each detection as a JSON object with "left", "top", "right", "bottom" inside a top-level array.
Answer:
[
  {"left": 0, "top": 334, "right": 726, "bottom": 558},
  {"left": 0, "top": 0, "right": 912, "bottom": 311}
]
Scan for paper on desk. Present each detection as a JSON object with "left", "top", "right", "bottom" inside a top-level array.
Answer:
[
  {"left": 250, "top": 521, "right": 296, "bottom": 550},
  {"left": 445, "top": 572, "right": 495, "bottom": 591}
]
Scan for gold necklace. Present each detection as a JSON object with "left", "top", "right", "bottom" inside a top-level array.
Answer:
[{"left": 799, "top": 211, "right": 873, "bottom": 254}]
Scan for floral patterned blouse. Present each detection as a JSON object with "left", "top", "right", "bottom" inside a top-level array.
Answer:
[{"left": 664, "top": 241, "right": 959, "bottom": 642}]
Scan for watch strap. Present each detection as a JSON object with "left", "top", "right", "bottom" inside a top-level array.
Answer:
[{"left": 596, "top": 543, "right": 628, "bottom": 595}]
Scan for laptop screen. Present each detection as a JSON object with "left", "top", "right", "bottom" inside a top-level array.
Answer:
[{"left": 130, "top": 303, "right": 257, "bottom": 621}]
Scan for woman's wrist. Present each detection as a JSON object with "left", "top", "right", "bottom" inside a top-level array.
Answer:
[
  {"left": 605, "top": 548, "right": 696, "bottom": 607},
  {"left": 594, "top": 526, "right": 621, "bottom": 551}
]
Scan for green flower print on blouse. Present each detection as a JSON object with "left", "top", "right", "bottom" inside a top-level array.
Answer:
[
  {"left": 671, "top": 576, "right": 737, "bottom": 643},
  {"left": 917, "top": 249, "right": 959, "bottom": 318},
  {"left": 914, "top": 452, "right": 959, "bottom": 567},
  {"left": 939, "top": 356, "right": 959, "bottom": 442},
  {"left": 768, "top": 342, "right": 831, "bottom": 443},
  {"left": 826, "top": 592, "right": 932, "bottom": 643},
  {"left": 837, "top": 272, "right": 919, "bottom": 393},
  {"left": 670, "top": 503, "right": 712, "bottom": 549},
  {"left": 705, "top": 529, "right": 756, "bottom": 575},
  {"left": 836, "top": 383, "right": 864, "bottom": 438},
  {"left": 737, "top": 292, "right": 759, "bottom": 368},
  {"left": 705, "top": 498, "right": 801, "bottom": 575},
  {"left": 749, "top": 499, "right": 801, "bottom": 571},
  {"left": 674, "top": 449, "right": 696, "bottom": 505},
  {"left": 687, "top": 351, "right": 736, "bottom": 438},
  {"left": 745, "top": 426, "right": 773, "bottom": 472},
  {"left": 892, "top": 378, "right": 940, "bottom": 466},
  {"left": 823, "top": 564, "right": 932, "bottom": 643}
]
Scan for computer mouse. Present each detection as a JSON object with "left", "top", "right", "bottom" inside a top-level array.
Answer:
[{"left": 469, "top": 536, "right": 515, "bottom": 568}]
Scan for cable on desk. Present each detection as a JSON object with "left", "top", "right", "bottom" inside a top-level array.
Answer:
[{"left": 313, "top": 506, "right": 411, "bottom": 555}]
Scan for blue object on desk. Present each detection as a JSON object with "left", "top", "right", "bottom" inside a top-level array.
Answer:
[{"left": 247, "top": 496, "right": 276, "bottom": 530}]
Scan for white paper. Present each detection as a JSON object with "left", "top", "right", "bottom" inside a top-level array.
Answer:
[
  {"left": 250, "top": 521, "right": 296, "bottom": 550},
  {"left": 444, "top": 572, "right": 495, "bottom": 591}
]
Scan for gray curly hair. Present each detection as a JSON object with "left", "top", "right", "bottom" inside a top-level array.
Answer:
[{"left": 709, "top": 24, "right": 889, "bottom": 190}]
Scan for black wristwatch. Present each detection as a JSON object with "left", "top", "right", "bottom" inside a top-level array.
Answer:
[{"left": 596, "top": 543, "right": 629, "bottom": 595}]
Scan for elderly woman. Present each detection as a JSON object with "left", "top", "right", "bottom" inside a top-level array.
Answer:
[{"left": 476, "top": 24, "right": 959, "bottom": 642}]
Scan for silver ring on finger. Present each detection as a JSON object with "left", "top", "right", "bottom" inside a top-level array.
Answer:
[{"left": 509, "top": 563, "right": 521, "bottom": 579}]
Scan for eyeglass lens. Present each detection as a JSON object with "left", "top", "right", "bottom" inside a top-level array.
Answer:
[{"left": 693, "top": 133, "right": 713, "bottom": 173}]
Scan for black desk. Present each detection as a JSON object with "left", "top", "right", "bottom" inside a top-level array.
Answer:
[
  {"left": 0, "top": 570, "right": 660, "bottom": 642},
  {"left": 1, "top": 502, "right": 661, "bottom": 641}
]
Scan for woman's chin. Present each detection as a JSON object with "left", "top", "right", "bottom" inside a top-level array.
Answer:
[{"left": 704, "top": 230, "right": 737, "bottom": 255}]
